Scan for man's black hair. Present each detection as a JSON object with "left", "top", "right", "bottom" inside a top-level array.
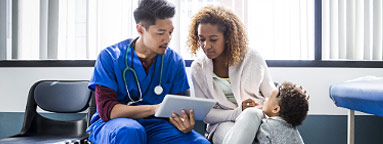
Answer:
[{"left": 134, "top": 0, "right": 175, "bottom": 29}]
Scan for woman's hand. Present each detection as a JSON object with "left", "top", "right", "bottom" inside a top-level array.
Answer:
[
  {"left": 241, "top": 98, "right": 259, "bottom": 111},
  {"left": 169, "top": 109, "right": 195, "bottom": 134}
]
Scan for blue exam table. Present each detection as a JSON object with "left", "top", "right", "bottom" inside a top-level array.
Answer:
[{"left": 329, "top": 76, "right": 383, "bottom": 144}]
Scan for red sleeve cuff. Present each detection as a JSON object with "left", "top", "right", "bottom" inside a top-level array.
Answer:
[{"left": 95, "top": 85, "right": 119, "bottom": 122}]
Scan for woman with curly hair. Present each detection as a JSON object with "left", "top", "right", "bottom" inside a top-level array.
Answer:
[{"left": 188, "top": 6, "right": 276, "bottom": 143}]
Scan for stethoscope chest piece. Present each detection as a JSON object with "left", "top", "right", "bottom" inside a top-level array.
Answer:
[{"left": 154, "top": 85, "right": 163, "bottom": 95}]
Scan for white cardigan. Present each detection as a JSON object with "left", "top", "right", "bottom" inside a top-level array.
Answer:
[{"left": 191, "top": 48, "right": 276, "bottom": 135}]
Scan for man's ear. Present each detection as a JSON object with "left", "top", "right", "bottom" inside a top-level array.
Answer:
[
  {"left": 136, "top": 24, "right": 144, "bottom": 35},
  {"left": 272, "top": 105, "right": 280, "bottom": 114}
]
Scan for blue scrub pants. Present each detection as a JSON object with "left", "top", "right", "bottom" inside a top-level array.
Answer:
[{"left": 87, "top": 115, "right": 210, "bottom": 144}]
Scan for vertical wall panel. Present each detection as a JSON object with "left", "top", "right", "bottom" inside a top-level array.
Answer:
[
  {"left": 354, "top": 0, "right": 364, "bottom": 60},
  {"left": 346, "top": 0, "right": 355, "bottom": 59},
  {"left": 39, "top": 0, "right": 48, "bottom": 59},
  {"left": 322, "top": 0, "right": 330, "bottom": 59},
  {"left": 0, "top": 0, "right": 7, "bottom": 60},
  {"left": 330, "top": 0, "right": 338, "bottom": 59},
  {"left": 373, "top": 0, "right": 382, "bottom": 60},
  {"left": 363, "top": 0, "right": 373, "bottom": 60},
  {"left": 338, "top": 0, "right": 346, "bottom": 59},
  {"left": 17, "top": 0, "right": 40, "bottom": 60}
]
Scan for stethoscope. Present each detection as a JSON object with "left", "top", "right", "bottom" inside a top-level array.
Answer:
[{"left": 123, "top": 37, "right": 164, "bottom": 105}]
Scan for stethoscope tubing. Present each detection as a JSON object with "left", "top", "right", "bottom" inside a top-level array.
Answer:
[{"left": 123, "top": 37, "right": 163, "bottom": 105}]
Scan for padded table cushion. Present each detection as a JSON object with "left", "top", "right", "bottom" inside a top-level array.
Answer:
[{"left": 329, "top": 76, "right": 383, "bottom": 116}]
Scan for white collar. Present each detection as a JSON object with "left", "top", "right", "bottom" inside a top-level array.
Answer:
[{"left": 265, "top": 115, "right": 285, "bottom": 122}]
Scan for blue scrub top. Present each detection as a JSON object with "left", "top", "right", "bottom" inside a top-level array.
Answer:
[{"left": 89, "top": 38, "right": 190, "bottom": 105}]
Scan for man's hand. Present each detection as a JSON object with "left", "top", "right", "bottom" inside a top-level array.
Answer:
[
  {"left": 241, "top": 98, "right": 259, "bottom": 111},
  {"left": 152, "top": 104, "right": 161, "bottom": 114},
  {"left": 169, "top": 109, "right": 195, "bottom": 133}
]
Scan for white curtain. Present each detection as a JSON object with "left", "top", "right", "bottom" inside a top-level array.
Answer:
[
  {"left": 7, "top": 0, "right": 316, "bottom": 60},
  {"left": 16, "top": 0, "right": 40, "bottom": 60},
  {"left": 248, "top": 0, "right": 315, "bottom": 60},
  {"left": 10, "top": 0, "right": 137, "bottom": 60},
  {"left": 58, "top": 0, "right": 136, "bottom": 60},
  {"left": 87, "top": 0, "right": 137, "bottom": 60},
  {"left": 322, "top": 0, "right": 383, "bottom": 61}
]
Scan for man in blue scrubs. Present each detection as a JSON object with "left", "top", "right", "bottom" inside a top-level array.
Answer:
[{"left": 86, "top": 0, "right": 210, "bottom": 143}]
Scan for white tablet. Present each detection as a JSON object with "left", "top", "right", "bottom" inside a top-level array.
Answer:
[{"left": 155, "top": 94, "right": 216, "bottom": 120}]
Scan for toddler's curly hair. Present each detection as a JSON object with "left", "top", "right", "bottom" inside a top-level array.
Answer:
[{"left": 278, "top": 82, "right": 309, "bottom": 127}]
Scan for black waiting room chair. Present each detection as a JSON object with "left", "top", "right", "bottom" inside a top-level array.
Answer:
[{"left": 0, "top": 80, "right": 96, "bottom": 144}]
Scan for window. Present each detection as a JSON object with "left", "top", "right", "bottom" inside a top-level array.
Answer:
[
  {"left": 5, "top": 0, "right": 361, "bottom": 62},
  {"left": 321, "top": 0, "right": 383, "bottom": 61},
  {"left": 86, "top": 0, "right": 137, "bottom": 60},
  {"left": 177, "top": 0, "right": 315, "bottom": 60},
  {"left": 247, "top": 0, "right": 314, "bottom": 60},
  {"left": 1, "top": 0, "right": 137, "bottom": 60},
  {"left": 0, "top": 0, "right": 12, "bottom": 60}
]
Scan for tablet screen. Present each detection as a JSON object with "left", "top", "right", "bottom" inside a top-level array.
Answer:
[{"left": 154, "top": 94, "right": 216, "bottom": 120}]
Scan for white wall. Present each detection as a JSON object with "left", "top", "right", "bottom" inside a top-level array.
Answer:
[
  {"left": 0, "top": 67, "right": 382, "bottom": 115},
  {"left": 0, "top": 67, "right": 93, "bottom": 112}
]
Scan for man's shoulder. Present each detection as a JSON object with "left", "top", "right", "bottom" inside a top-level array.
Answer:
[
  {"left": 164, "top": 48, "right": 185, "bottom": 64},
  {"left": 99, "top": 39, "right": 132, "bottom": 59},
  {"left": 104, "top": 39, "right": 131, "bottom": 52}
]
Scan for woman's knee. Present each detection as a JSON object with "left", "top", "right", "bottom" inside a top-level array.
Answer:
[
  {"left": 241, "top": 107, "right": 263, "bottom": 119},
  {"left": 212, "top": 122, "right": 234, "bottom": 144}
]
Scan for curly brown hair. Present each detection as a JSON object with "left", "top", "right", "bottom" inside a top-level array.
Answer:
[
  {"left": 278, "top": 82, "right": 309, "bottom": 127},
  {"left": 187, "top": 6, "right": 248, "bottom": 66}
]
